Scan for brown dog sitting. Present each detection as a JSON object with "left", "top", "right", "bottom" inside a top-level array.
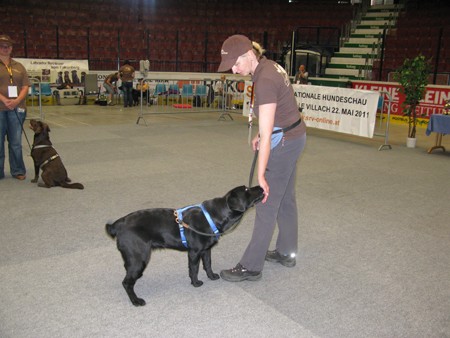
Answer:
[{"left": 29, "top": 119, "right": 84, "bottom": 189}]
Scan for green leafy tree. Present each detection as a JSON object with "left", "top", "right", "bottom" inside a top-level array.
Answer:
[{"left": 394, "top": 55, "right": 430, "bottom": 138}]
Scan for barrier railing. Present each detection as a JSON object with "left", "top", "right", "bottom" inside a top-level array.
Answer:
[
  {"left": 375, "top": 90, "right": 393, "bottom": 151},
  {"left": 27, "top": 77, "right": 45, "bottom": 121},
  {"left": 136, "top": 78, "right": 245, "bottom": 125}
]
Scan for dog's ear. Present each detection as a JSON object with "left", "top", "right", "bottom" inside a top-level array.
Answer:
[
  {"left": 226, "top": 186, "right": 247, "bottom": 212},
  {"left": 42, "top": 123, "right": 50, "bottom": 133},
  {"left": 34, "top": 121, "right": 44, "bottom": 133}
]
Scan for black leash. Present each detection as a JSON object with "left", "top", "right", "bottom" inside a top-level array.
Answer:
[
  {"left": 14, "top": 109, "right": 33, "bottom": 153},
  {"left": 175, "top": 208, "right": 241, "bottom": 238},
  {"left": 180, "top": 220, "right": 242, "bottom": 238},
  {"left": 248, "top": 149, "right": 258, "bottom": 188}
]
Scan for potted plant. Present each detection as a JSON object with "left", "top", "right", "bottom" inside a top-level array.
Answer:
[{"left": 394, "top": 55, "right": 430, "bottom": 147}]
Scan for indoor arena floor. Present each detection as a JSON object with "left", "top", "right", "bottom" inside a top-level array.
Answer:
[{"left": 1, "top": 103, "right": 449, "bottom": 338}]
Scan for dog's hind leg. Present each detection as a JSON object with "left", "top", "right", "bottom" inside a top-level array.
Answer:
[
  {"left": 118, "top": 239, "right": 151, "bottom": 306},
  {"left": 188, "top": 250, "right": 203, "bottom": 287},
  {"left": 201, "top": 249, "right": 220, "bottom": 281},
  {"left": 39, "top": 171, "right": 54, "bottom": 188}
]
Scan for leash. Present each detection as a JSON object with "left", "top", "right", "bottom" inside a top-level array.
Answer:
[
  {"left": 14, "top": 109, "right": 32, "bottom": 152},
  {"left": 177, "top": 219, "right": 221, "bottom": 237},
  {"left": 248, "top": 149, "right": 258, "bottom": 188},
  {"left": 248, "top": 83, "right": 255, "bottom": 145},
  {"left": 174, "top": 202, "right": 245, "bottom": 248}
]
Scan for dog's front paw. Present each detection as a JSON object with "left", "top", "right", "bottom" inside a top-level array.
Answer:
[
  {"left": 131, "top": 298, "right": 146, "bottom": 306},
  {"left": 191, "top": 280, "right": 204, "bottom": 287},
  {"left": 31, "top": 178, "right": 38, "bottom": 183},
  {"left": 208, "top": 273, "right": 220, "bottom": 281}
]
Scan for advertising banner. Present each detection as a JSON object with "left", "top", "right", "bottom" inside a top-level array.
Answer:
[
  {"left": 15, "top": 58, "right": 89, "bottom": 84},
  {"left": 352, "top": 81, "right": 450, "bottom": 124},
  {"left": 293, "top": 84, "right": 379, "bottom": 138},
  {"left": 242, "top": 80, "right": 253, "bottom": 117}
]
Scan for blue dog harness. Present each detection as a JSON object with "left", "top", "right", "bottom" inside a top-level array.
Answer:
[{"left": 174, "top": 204, "right": 220, "bottom": 248}]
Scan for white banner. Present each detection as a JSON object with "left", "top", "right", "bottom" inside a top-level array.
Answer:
[
  {"left": 15, "top": 58, "right": 89, "bottom": 84},
  {"left": 293, "top": 84, "right": 379, "bottom": 138},
  {"left": 242, "top": 80, "right": 253, "bottom": 117}
]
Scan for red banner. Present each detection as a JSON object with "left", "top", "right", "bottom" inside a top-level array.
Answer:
[{"left": 351, "top": 81, "right": 450, "bottom": 120}]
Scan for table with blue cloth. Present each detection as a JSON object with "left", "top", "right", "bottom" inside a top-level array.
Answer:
[{"left": 425, "top": 114, "right": 450, "bottom": 153}]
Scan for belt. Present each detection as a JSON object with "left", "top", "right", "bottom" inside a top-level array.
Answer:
[{"left": 272, "top": 118, "right": 301, "bottom": 135}]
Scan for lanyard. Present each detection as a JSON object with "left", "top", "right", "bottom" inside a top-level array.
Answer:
[
  {"left": 1, "top": 61, "right": 13, "bottom": 84},
  {"left": 248, "top": 82, "right": 255, "bottom": 145}
]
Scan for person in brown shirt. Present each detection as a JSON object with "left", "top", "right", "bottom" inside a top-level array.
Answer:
[
  {"left": 119, "top": 60, "right": 135, "bottom": 108},
  {"left": 0, "top": 35, "right": 30, "bottom": 180},
  {"left": 218, "top": 35, "right": 307, "bottom": 282}
]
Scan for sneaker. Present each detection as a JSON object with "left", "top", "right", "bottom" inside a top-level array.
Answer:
[
  {"left": 265, "top": 250, "right": 296, "bottom": 267},
  {"left": 14, "top": 174, "right": 26, "bottom": 181},
  {"left": 108, "top": 102, "right": 115, "bottom": 106},
  {"left": 220, "top": 263, "right": 262, "bottom": 282}
]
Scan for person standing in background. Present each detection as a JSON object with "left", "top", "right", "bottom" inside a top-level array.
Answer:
[
  {"left": 213, "top": 74, "right": 233, "bottom": 109},
  {"left": 0, "top": 35, "right": 30, "bottom": 180},
  {"left": 119, "top": 60, "right": 135, "bottom": 108},
  {"left": 294, "top": 64, "right": 308, "bottom": 84}
]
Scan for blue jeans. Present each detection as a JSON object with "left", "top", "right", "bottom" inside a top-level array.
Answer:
[
  {"left": 0, "top": 109, "right": 27, "bottom": 179},
  {"left": 122, "top": 82, "right": 133, "bottom": 107}
]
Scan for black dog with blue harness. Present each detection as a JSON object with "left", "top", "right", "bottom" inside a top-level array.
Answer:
[{"left": 106, "top": 185, "right": 265, "bottom": 306}]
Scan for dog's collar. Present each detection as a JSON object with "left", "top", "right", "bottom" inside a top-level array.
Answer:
[
  {"left": 40, "top": 154, "right": 59, "bottom": 169},
  {"left": 32, "top": 144, "right": 52, "bottom": 150},
  {"left": 174, "top": 204, "right": 220, "bottom": 248}
]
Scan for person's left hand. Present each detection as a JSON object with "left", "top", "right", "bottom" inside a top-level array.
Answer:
[
  {"left": 4, "top": 98, "right": 18, "bottom": 110},
  {"left": 251, "top": 135, "right": 260, "bottom": 152},
  {"left": 259, "top": 175, "right": 269, "bottom": 203}
]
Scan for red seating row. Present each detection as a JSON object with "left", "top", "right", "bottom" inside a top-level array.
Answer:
[
  {"left": 4, "top": 0, "right": 449, "bottom": 75},
  {"left": 380, "top": 1, "right": 450, "bottom": 80}
]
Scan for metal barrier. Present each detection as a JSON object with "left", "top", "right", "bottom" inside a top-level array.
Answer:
[
  {"left": 27, "top": 77, "right": 45, "bottom": 121},
  {"left": 136, "top": 78, "right": 245, "bottom": 125},
  {"left": 375, "top": 90, "right": 393, "bottom": 151}
]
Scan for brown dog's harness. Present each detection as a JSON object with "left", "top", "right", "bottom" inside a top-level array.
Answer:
[
  {"left": 31, "top": 144, "right": 60, "bottom": 169},
  {"left": 39, "top": 154, "right": 60, "bottom": 169},
  {"left": 174, "top": 204, "right": 220, "bottom": 248}
]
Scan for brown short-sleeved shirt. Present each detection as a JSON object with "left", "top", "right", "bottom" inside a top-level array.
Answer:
[
  {"left": 119, "top": 64, "right": 135, "bottom": 82},
  {"left": 253, "top": 57, "right": 306, "bottom": 140},
  {"left": 0, "top": 59, "right": 30, "bottom": 110}
]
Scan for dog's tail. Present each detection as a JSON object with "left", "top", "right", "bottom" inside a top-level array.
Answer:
[
  {"left": 105, "top": 221, "right": 118, "bottom": 239},
  {"left": 60, "top": 181, "right": 84, "bottom": 190}
]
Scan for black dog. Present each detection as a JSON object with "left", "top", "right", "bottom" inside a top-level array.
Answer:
[
  {"left": 105, "top": 185, "right": 264, "bottom": 306},
  {"left": 29, "top": 119, "right": 84, "bottom": 189},
  {"left": 132, "top": 88, "right": 140, "bottom": 106}
]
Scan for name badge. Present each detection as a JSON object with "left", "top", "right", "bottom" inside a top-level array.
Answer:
[{"left": 8, "top": 86, "right": 18, "bottom": 98}]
